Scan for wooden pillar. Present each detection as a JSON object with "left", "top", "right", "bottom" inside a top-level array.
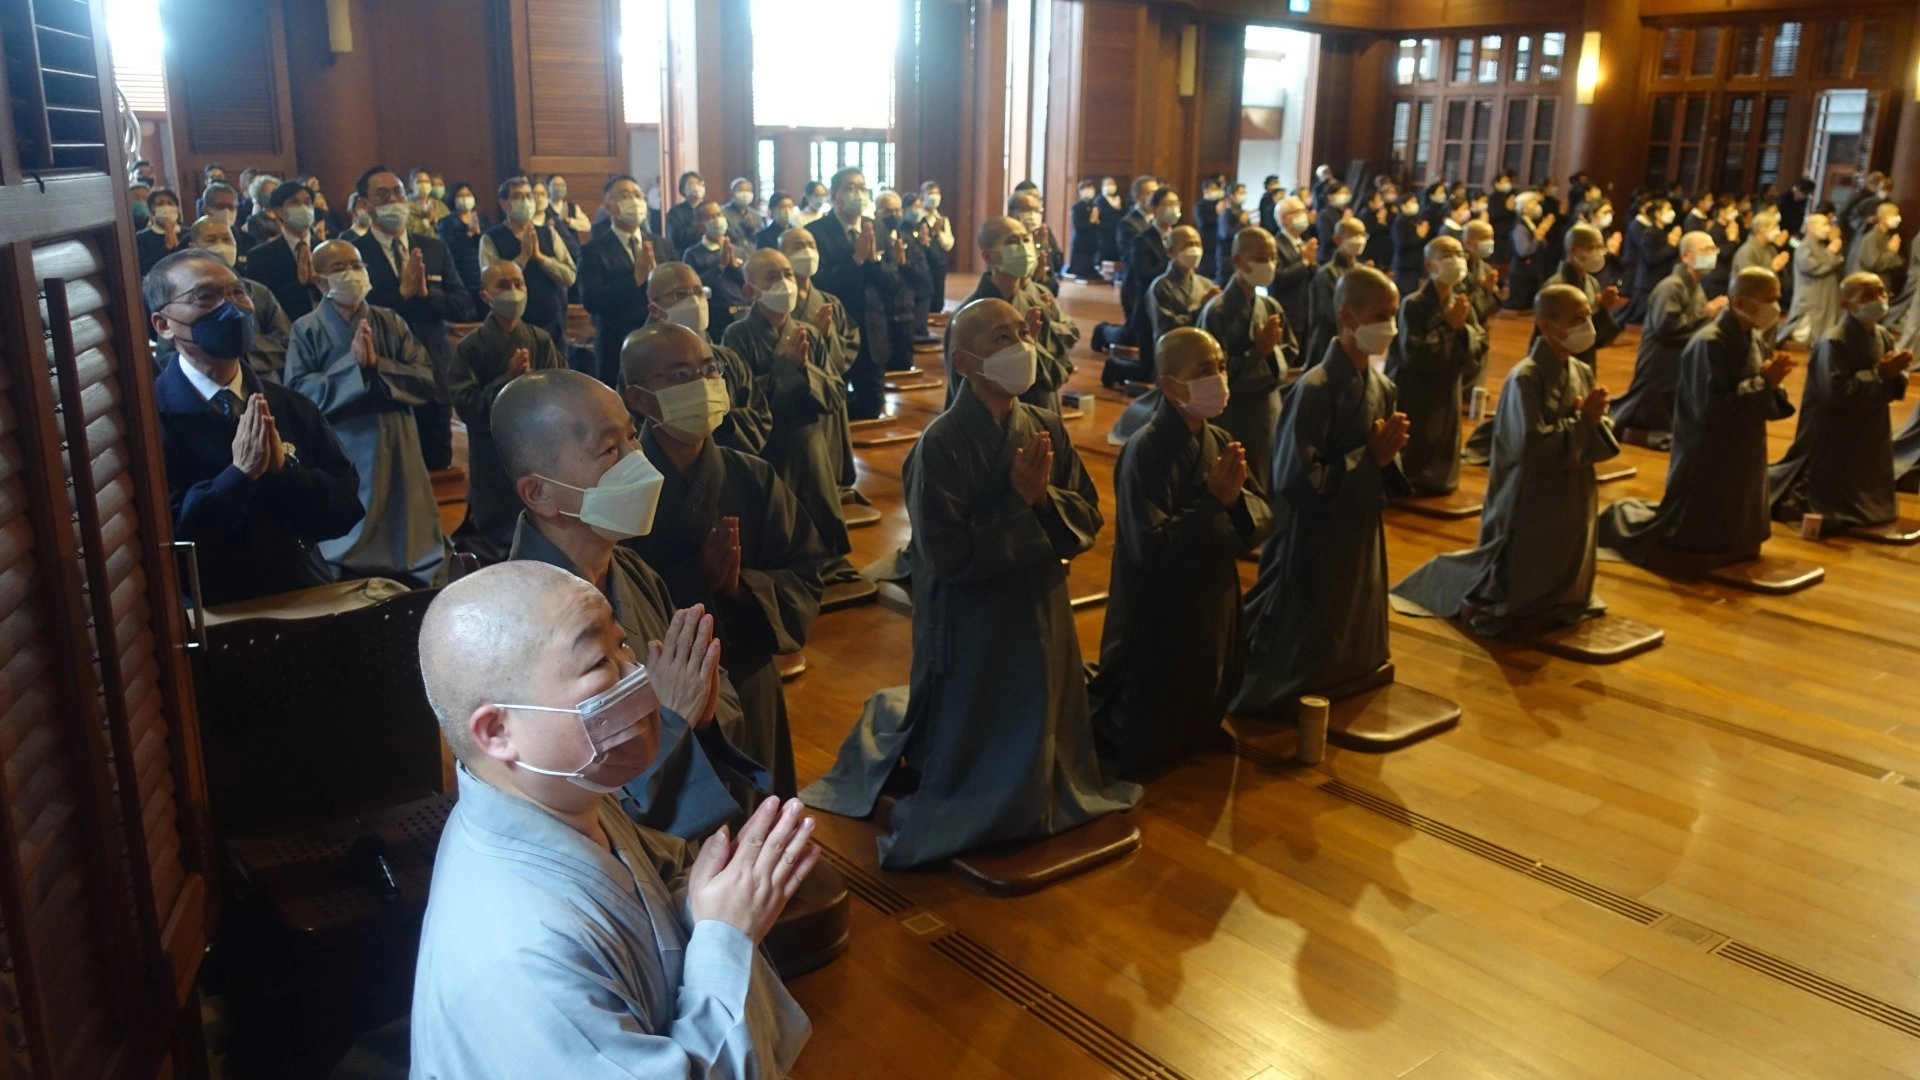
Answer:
[
  {"left": 1888, "top": 0, "right": 1920, "bottom": 244},
  {"left": 1563, "top": 0, "right": 1645, "bottom": 198},
  {"left": 959, "top": 0, "right": 1007, "bottom": 274}
]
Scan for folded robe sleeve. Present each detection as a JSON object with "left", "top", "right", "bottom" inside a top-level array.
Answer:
[
  {"left": 721, "top": 472, "right": 828, "bottom": 657},
  {"left": 914, "top": 422, "right": 1102, "bottom": 584},
  {"left": 1120, "top": 432, "right": 1273, "bottom": 563},
  {"left": 1515, "top": 369, "right": 1620, "bottom": 472},
  {"left": 1281, "top": 375, "right": 1412, "bottom": 515}
]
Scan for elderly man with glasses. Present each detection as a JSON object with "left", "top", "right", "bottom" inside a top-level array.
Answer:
[{"left": 145, "top": 248, "right": 364, "bottom": 605}]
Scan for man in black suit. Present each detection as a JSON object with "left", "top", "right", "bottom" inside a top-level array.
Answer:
[
  {"left": 246, "top": 180, "right": 322, "bottom": 321},
  {"left": 806, "top": 167, "right": 903, "bottom": 420},
  {"left": 145, "top": 249, "right": 363, "bottom": 605},
  {"left": 353, "top": 165, "right": 471, "bottom": 471},
  {"left": 578, "top": 174, "right": 663, "bottom": 387}
]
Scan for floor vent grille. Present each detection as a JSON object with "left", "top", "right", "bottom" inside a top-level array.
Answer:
[
  {"left": 1715, "top": 940, "right": 1920, "bottom": 1039},
  {"left": 817, "top": 843, "right": 914, "bottom": 916}
]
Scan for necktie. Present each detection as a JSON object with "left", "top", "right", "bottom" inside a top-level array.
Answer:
[
  {"left": 214, "top": 389, "right": 241, "bottom": 419},
  {"left": 629, "top": 235, "right": 640, "bottom": 266},
  {"left": 390, "top": 237, "right": 404, "bottom": 275}
]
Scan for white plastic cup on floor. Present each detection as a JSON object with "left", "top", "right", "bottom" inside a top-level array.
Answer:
[
  {"left": 1469, "top": 386, "right": 1489, "bottom": 420},
  {"left": 1296, "top": 695, "right": 1330, "bottom": 763},
  {"left": 1800, "top": 513, "right": 1824, "bottom": 540}
]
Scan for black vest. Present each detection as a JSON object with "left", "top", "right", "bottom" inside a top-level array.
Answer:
[{"left": 483, "top": 223, "right": 565, "bottom": 333}]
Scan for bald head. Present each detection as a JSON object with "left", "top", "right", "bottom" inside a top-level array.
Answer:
[
  {"left": 492, "top": 368, "right": 624, "bottom": 481},
  {"left": 1155, "top": 326, "right": 1224, "bottom": 381},
  {"left": 1566, "top": 224, "right": 1602, "bottom": 252},
  {"left": 950, "top": 297, "right": 1021, "bottom": 358},
  {"left": 1231, "top": 226, "right": 1276, "bottom": 260},
  {"left": 1335, "top": 265, "right": 1397, "bottom": 322},
  {"left": 1535, "top": 283, "right": 1589, "bottom": 326},
  {"left": 778, "top": 227, "right": 817, "bottom": 257},
  {"left": 188, "top": 216, "right": 236, "bottom": 248},
  {"left": 419, "top": 561, "right": 602, "bottom": 758},
  {"left": 620, "top": 321, "right": 710, "bottom": 388},
  {"left": 481, "top": 259, "right": 526, "bottom": 293},
  {"left": 744, "top": 246, "right": 792, "bottom": 291},
  {"left": 1424, "top": 235, "right": 1463, "bottom": 262},
  {"left": 647, "top": 260, "right": 700, "bottom": 296},
  {"left": 1730, "top": 266, "right": 1780, "bottom": 302},
  {"left": 1338, "top": 217, "right": 1369, "bottom": 241},
  {"left": 1839, "top": 270, "right": 1888, "bottom": 305},
  {"left": 1679, "top": 230, "right": 1717, "bottom": 259},
  {"left": 312, "top": 239, "right": 362, "bottom": 276},
  {"left": 977, "top": 215, "right": 1023, "bottom": 251}
]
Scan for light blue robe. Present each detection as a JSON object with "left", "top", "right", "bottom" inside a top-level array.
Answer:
[
  {"left": 286, "top": 301, "right": 445, "bottom": 584},
  {"left": 411, "top": 765, "right": 810, "bottom": 1078}
]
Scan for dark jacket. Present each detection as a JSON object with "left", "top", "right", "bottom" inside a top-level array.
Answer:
[
  {"left": 354, "top": 229, "right": 470, "bottom": 402},
  {"left": 246, "top": 232, "right": 319, "bottom": 321},
  {"left": 156, "top": 358, "right": 363, "bottom": 605},
  {"left": 578, "top": 227, "right": 664, "bottom": 386}
]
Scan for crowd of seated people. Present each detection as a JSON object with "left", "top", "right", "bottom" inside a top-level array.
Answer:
[{"left": 133, "top": 146, "right": 1916, "bottom": 1074}]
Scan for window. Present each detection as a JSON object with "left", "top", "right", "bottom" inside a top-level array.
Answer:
[
  {"left": 752, "top": 0, "right": 894, "bottom": 130},
  {"left": 1658, "top": 28, "right": 1686, "bottom": 79},
  {"left": 756, "top": 138, "right": 776, "bottom": 210},
  {"left": 1477, "top": 36, "right": 1503, "bottom": 83},
  {"left": 1691, "top": 27, "right": 1720, "bottom": 77},
  {"left": 1391, "top": 101, "right": 1413, "bottom": 171},
  {"left": 1856, "top": 19, "right": 1891, "bottom": 76},
  {"left": 1394, "top": 38, "right": 1437, "bottom": 85},
  {"left": 1442, "top": 99, "right": 1466, "bottom": 179},
  {"left": 1769, "top": 22, "right": 1801, "bottom": 78},
  {"left": 1453, "top": 38, "right": 1474, "bottom": 82},
  {"left": 1757, "top": 97, "right": 1790, "bottom": 187},
  {"left": 1512, "top": 35, "right": 1533, "bottom": 82},
  {"left": 1814, "top": 21, "right": 1849, "bottom": 78},
  {"left": 105, "top": 0, "right": 166, "bottom": 113},
  {"left": 1645, "top": 93, "right": 1710, "bottom": 189},
  {"left": 1722, "top": 95, "right": 1755, "bottom": 188},
  {"left": 809, "top": 139, "right": 894, "bottom": 192},
  {"left": 621, "top": 0, "right": 665, "bottom": 125},
  {"left": 1539, "top": 33, "right": 1564, "bottom": 80},
  {"left": 1412, "top": 100, "right": 1434, "bottom": 178},
  {"left": 1733, "top": 27, "right": 1764, "bottom": 76}
]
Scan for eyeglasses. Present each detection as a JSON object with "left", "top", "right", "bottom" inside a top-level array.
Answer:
[
  {"left": 652, "top": 360, "right": 724, "bottom": 386},
  {"left": 164, "top": 282, "right": 253, "bottom": 309},
  {"left": 653, "top": 284, "right": 711, "bottom": 308}
]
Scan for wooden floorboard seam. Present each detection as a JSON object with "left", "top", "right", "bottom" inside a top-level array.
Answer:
[{"left": 1287, "top": 768, "right": 1920, "bottom": 1043}]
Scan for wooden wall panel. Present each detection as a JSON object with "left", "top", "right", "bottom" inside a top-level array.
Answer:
[
  {"left": 1076, "top": 1, "right": 1148, "bottom": 180},
  {"left": 1194, "top": 21, "right": 1245, "bottom": 185},
  {"left": 160, "top": 0, "right": 298, "bottom": 194},
  {"left": 504, "top": 0, "right": 624, "bottom": 199}
]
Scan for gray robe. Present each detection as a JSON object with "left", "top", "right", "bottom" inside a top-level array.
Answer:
[
  {"left": 1385, "top": 281, "right": 1487, "bottom": 494},
  {"left": 1103, "top": 265, "right": 1217, "bottom": 447},
  {"left": 1231, "top": 342, "right": 1411, "bottom": 716},
  {"left": 1782, "top": 238, "right": 1843, "bottom": 345},
  {"left": 709, "top": 341, "right": 775, "bottom": 460},
  {"left": 1391, "top": 338, "right": 1619, "bottom": 636},
  {"left": 623, "top": 430, "right": 829, "bottom": 799},
  {"left": 410, "top": 765, "right": 808, "bottom": 1079},
  {"left": 1609, "top": 266, "right": 1710, "bottom": 434},
  {"left": 1894, "top": 395, "right": 1920, "bottom": 487},
  {"left": 1303, "top": 254, "right": 1357, "bottom": 374},
  {"left": 1465, "top": 260, "right": 1620, "bottom": 467},
  {"left": 1200, "top": 280, "right": 1295, "bottom": 495},
  {"left": 285, "top": 301, "right": 445, "bottom": 583},
  {"left": 156, "top": 277, "right": 290, "bottom": 383},
  {"left": 1767, "top": 314, "right": 1906, "bottom": 530},
  {"left": 1598, "top": 309, "right": 1795, "bottom": 563},
  {"left": 1090, "top": 396, "right": 1273, "bottom": 776},
  {"left": 943, "top": 272, "right": 1080, "bottom": 414},
  {"left": 1732, "top": 234, "right": 1778, "bottom": 275},
  {"left": 1846, "top": 224, "right": 1903, "bottom": 281},
  {"left": 448, "top": 318, "right": 566, "bottom": 564},
  {"left": 509, "top": 515, "right": 765, "bottom": 840},
  {"left": 722, "top": 306, "right": 857, "bottom": 573},
  {"left": 792, "top": 281, "right": 859, "bottom": 497},
  {"left": 803, "top": 387, "right": 1140, "bottom": 868}
]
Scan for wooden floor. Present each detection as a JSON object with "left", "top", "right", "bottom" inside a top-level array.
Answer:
[{"left": 491, "top": 282, "right": 1920, "bottom": 1078}]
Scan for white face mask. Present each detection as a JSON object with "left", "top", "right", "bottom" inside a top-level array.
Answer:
[
  {"left": 755, "top": 278, "right": 797, "bottom": 314},
  {"left": 283, "top": 205, "right": 316, "bottom": 231},
  {"left": 1173, "top": 247, "right": 1203, "bottom": 270},
  {"left": 733, "top": 189, "right": 754, "bottom": 207},
  {"left": 786, "top": 248, "right": 818, "bottom": 279},
  {"left": 664, "top": 293, "right": 709, "bottom": 335},
  {"left": 1178, "top": 372, "right": 1230, "bottom": 419},
  {"left": 999, "top": 241, "right": 1039, "bottom": 279},
  {"left": 1331, "top": 193, "right": 1351, "bottom": 208},
  {"left": 208, "top": 207, "right": 237, "bottom": 226},
  {"left": 703, "top": 217, "right": 728, "bottom": 241},
  {"left": 497, "top": 661, "right": 659, "bottom": 793},
  {"left": 1558, "top": 318, "right": 1597, "bottom": 354},
  {"left": 777, "top": 207, "right": 799, "bottom": 227},
  {"left": 327, "top": 267, "right": 371, "bottom": 307},
  {"left": 611, "top": 197, "right": 642, "bottom": 231},
  {"left": 1351, "top": 317, "right": 1397, "bottom": 357},
  {"left": 1284, "top": 213, "right": 1309, "bottom": 236},
  {"left": 541, "top": 447, "right": 664, "bottom": 540},
  {"left": 1017, "top": 211, "right": 1043, "bottom": 233},
  {"left": 646, "top": 376, "right": 730, "bottom": 441},
  {"left": 151, "top": 205, "right": 180, "bottom": 226},
  {"left": 925, "top": 193, "right": 942, "bottom": 210},
  {"left": 1575, "top": 248, "right": 1606, "bottom": 274},
  {"left": 1737, "top": 297, "right": 1781, "bottom": 332},
  {"left": 509, "top": 198, "right": 534, "bottom": 224},
  {"left": 205, "top": 243, "right": 238, "bottom": 268},
  {"left": 1431, "top": 256, "right": 1467, "bottom": 286},
  {"left": 454, "top": 195, "right": 476, "bottom": 213},
  {"left": 489, "top": 288, "right": 528, "bottom": 323},
  {"left": 1342, "top": 236, "right": 1368, "bottom": 259},
  {"left": 1242, "top": 261, "right": 1276, "bottom": 288},
  {"left": 374, "top": 202, "right": 411, "bottom": 231},
  {"left": 1689, "top": 250, "right": 1718, "bottom": 272},
  {"left": 1596, "top": 211, "right": 1614, "bottom": 229},
  {"left": 973, "top": 340, "right": 1037, "bottom": 395},
  {"left": 1657, "top": 209, "right": 1676, "bottom": 226},
  {"left": 1854, "top": 299, "right": 1890, "bottom": 324},
  {"left": 1156, "top": 205, "right": 1182, "bottom": 228}
]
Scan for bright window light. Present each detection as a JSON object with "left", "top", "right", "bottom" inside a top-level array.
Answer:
[{"left": 752, "top": 0, "right": 895, "bottom": 130}]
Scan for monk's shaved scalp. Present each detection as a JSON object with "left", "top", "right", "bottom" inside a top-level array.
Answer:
[
  {"left": 1535, "top": 283, "right": 1588, "bottom": 325},
  {"left": 744, "top": 247, "right": 790, "bottom": 285},
  {"left": 621, "top": 321, "right": 709, "bottom": 386},
  {"left": 951, "top": 297, "right": 1019, "bottom": 357},
  {"left": 480, "top": 260, "right": 524, "bottom": 291},
  {"left": 419, "top": 561, "right": 603, "bottom": 758},
  {"left": 311, "top": 239, "right": 360, "bottom": 275},
  {"left": 977, "top": 215, "right": 1021, "bottom": 250},
  {"left": 1168, "top": 225, "right": 1202, "bottom": 248},
  {"left": 1566, "top": 224, "right": 1602, "bottom": 251},
  {"left": 1730, "top": 266, "right": 1780, "bottom": 301},
  {"left": 778, "top": 228, "right": 816, "bottom": 255},
  {"left": 1335, "top": 265, "right": 1397, "bottom": 317},
  {"left": 1839, "top": 271, "right": 1886, "bottom": 303},
  {"left": 1680, "top": 230, "right": 1718, "bottom": 258},
  {"left": 647, "top": 260, "right": 700, "bottom": 295},
  {"left": 1464, "top": 219, "right": 1493, "bottom": 243},
  {"left": 1338, "top": 217, "right": 1370, "bottom": 240},
  {"left": 1155, "top": 326, "right": 1224, "bottom": 380},
  {"left": 1424, "top": 236, "right": 1463, "bottom": 261},
  {"left": 1232, "top": 226, "right": 1276, "bottom": 259},
  {"left": 492, "top": 368, "right": 620, "bottom": 481},
  {"left": 188, "top": 216, "right": 234, "bottom": 246}
]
